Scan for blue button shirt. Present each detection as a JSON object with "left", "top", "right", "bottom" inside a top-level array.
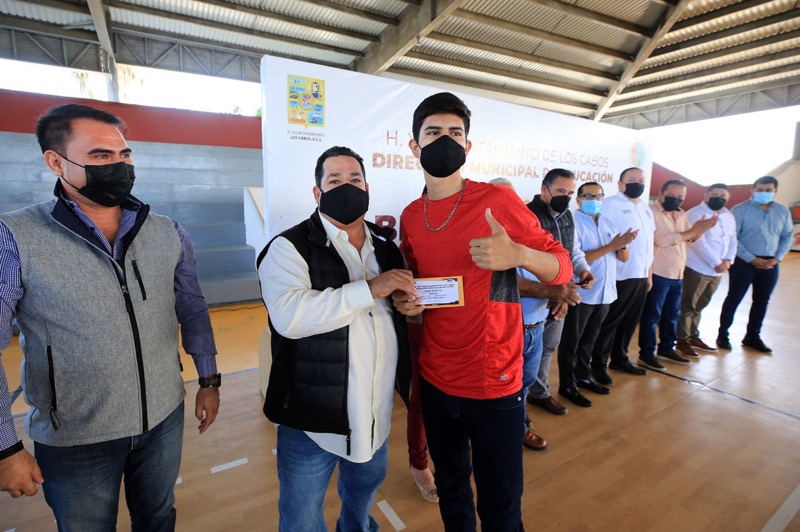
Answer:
[
  {"left": 517, "top": 268, "right": 550, "bottom": 325},
  {"left": 574, "top": 211, "right": 618, "bottom": 305},
  {"left": 731, "top": 199, "right": 793, "bottom": 263}
]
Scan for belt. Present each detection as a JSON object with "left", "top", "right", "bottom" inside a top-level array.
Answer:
[{"left": 523, "top": 321, "right": 541, "bottom": 331}]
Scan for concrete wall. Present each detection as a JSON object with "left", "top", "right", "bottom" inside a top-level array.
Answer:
[
  {"left": 0, "top": 131, "right": 264, "bottom": 304},
  {"left": 0, "top": 89, "right": 266, "bottom": 304}
]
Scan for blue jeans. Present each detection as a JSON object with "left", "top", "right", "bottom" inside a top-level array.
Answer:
[
  {"left": 420, "top": 377, "right": 524, "bottom": 532},
  {"left": 719, "top": 259, "right": 780, "bottom": 339},
  {"left": 521, "top": 324, "right": 543, "bottom": 425},
  {"left": 639, "top": 274, "right": 683, "bottom": 356},
  {"left": 276, "top": 425, "right": 387, "bottom": 532},
  {"left": 34, "top": 403, "right": 184, "bottom": 532}
]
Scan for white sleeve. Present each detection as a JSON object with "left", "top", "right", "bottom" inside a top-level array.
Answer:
[{"left": 258, "top": 237, "right": 374, "bottom": 339}]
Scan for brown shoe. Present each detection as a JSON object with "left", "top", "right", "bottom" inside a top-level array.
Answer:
[
  {"left": 689, "top": 338, "right": 717, "bottom": 352},
  {"left": 526, "top": 395, "right": 568, "bottom": 416},
  {"left": 523, "top": 429, "right": 549, "bottom": 451},
  {"left": 676, "top": 341, "right": 700, "bottom": 358}
]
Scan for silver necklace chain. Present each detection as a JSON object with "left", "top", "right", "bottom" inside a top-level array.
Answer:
[{"left": 424, "top": 181, "right": 466, "bottom": 232}]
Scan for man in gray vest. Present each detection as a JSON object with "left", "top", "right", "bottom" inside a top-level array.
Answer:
[
  {"left": 258, "top": 146, "right": 415, "bottom": 531},
  {"left": 0, "top": 104, "right": 220, "bottom": 529},
  {"left": 524, "top": 168, "right": 594, "bottom": 416}
]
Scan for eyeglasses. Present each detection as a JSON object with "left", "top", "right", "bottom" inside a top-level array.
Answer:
[{"left": 579, "top": 193, "right": 604, "bottom": 200}]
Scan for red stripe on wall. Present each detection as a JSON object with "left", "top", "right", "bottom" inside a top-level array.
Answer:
[{"left": 0, "top": 89, "right": 262, "bottom": 149}]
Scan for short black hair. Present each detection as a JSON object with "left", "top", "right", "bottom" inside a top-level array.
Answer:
[
  {"left": 707, "top": 183, "right": 730, "bottom": 192},
  {"left": 753, "top": 175, "right": 778, "bottom": 189},
  {"left": 36, "top": 103, "right": 126, "bottom": 154},
  {"left": 412, "top": 92, "right": 471, "bottom": 141},
  {"left": 314, "top": 146, "right": 366, "bottom": 187},
  {"left": 661, "top": 179, "right": 687, "bottom": 193},
  {"left": 543, "top": 168, "right": 575, "bottom": 188},
  {"left": 619, "top": 167, "right": 642, "bottom": 181},
  {"left": 578, "top": 181, "right": 602, "bottom": 196}
]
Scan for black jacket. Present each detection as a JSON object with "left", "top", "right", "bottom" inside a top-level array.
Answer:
[
  {"left": 527, "top": 194, "right": 575, "bottom": 251},
  {"left": 257, "top": 211, "right": 410, "bottom": 440}
]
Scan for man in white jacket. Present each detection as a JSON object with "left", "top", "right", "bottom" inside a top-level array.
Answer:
[{"left": 676, "top": 184, "right": 737, "bottom": 358}]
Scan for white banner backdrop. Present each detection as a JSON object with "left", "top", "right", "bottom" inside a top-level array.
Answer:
[{"left": 261, "top": 55, "right": 652, "bottom": 241}]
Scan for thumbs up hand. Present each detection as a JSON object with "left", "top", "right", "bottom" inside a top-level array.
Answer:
[{"left": 469, "top": 208, "right": 522, "bottom": 271}]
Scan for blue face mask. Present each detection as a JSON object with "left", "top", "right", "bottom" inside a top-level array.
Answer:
[
  {"left": 753, "top": 191, "right": 774, "bottom": 204},
  {"left": 580, "top": 200, "right": 602, "bottom": 216}
]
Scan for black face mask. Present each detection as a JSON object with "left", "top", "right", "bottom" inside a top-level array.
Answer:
[
  {"left": 662, "top": 196, "right": 683, "bottom": 212},
  {"left": 419, "top": 136, "right": 467, "bottom": 178},
  {"left": 623, "top": 182, "right": 645, "bottom": 199},
  {"left": 707, "top": 197, "right": 727, "bottom": 211},
  {"left": 547, "top": 193, "right": 571, "bottom": 214},
  {"left": 57, "top": 153, "right": 135, "bottom": 207},
  {"left": 319, "top": 183, "right": 369, "bottom": 225}
]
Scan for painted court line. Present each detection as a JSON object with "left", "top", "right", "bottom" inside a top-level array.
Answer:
[
  {"left": 175, "top": 477, "right": 183, "bottom": 485},
  {"left": 377, "top": 500, "right": 406, "bottom": 531},
  {"left": 762, "top": 483, "right": 800, "bottom": 532},
  {"left": 211, "top": 458, "right": 248, "bottom": 474}
]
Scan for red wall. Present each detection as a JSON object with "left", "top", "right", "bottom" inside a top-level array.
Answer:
[
  {"left": 651, "top": 162, "right": 752, "bottom": 209},
  {"left": 0, "top": 89, "right": 261, "bottom": 149}
]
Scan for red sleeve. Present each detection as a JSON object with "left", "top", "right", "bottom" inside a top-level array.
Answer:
[{"left": 491, "top": 188, "right": 572, "bottom": 285}]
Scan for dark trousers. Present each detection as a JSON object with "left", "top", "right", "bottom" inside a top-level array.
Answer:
[
  {"left": 719, "top": 259, "right": 780, "bottom": 339},
  {"left": 420, "top": 377, "right": 524, "bottom": 532},
  {"left": 638, "top": 274, "right": 682, "bottom": 356},
  {"left": 558, "top": 303, "right": 609, "bottom": 390},
  {"left": 406, "top": 322, "right": 429, "bottom": 471},
  {"left": 592, "top": 278, "right": 648, "bottom": 370}
]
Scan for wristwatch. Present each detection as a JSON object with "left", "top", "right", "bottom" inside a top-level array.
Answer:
[{"left": 198, "top": 373, "right": 222, "bottom": 388}]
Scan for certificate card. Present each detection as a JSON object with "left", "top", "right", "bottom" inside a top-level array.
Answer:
[{"left": 414, "top": 276, "right": 464, "bottom": 308}]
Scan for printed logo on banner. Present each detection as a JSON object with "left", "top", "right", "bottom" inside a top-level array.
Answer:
[
  {"left": 287, "top": 75, "right": 325, "bottom": 128},
  {"left": 631, "top": 141, "right": 646, "bottom": 167}
]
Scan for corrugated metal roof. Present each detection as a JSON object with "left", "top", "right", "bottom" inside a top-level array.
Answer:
[
  {"left": 415, "top": 35, "right": 614, "bottom": 89},
  {"left": 578, "top": 0, "right": 664, "bottom": 27},
  {"left": 611, "top": 66, "right": 800, "bottom": 113},
  {"left": 0, "top": 0, "right": 90, "bottom": 27},
  {"left": 394, "top": 54, "right": 602, "bottom": 105},
  {"left": 663, "top": 0, "right": 797, "bottom": 46},
  {"left": 235, "top": 0, "right": 391, "bottom": 35},
  {"left": 644, "top": 15, "right": 800, "bottom": 68},
  {"left": 632, "top": 36, "right": 800, "bottom": 85},
  {"left": 619, "top": 55, "right": 800, "bottom": 100},
  {"left": 109, "top": 6, "right": 358, "bottom": 64},
  {"left": 0, "top": 0, "right": 797, "bottom": 125},
  {"left": 118, "top": 0, "right": 369, "bottom": 50}
]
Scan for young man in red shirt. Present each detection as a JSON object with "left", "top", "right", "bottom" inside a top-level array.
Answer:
[{"left": 393, "top": 92, "right": 572, "bottom": 531}]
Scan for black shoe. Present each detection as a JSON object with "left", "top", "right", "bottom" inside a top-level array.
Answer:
[
  {"left": 609, "top": 359, "right": 647, "bottom": 376},
  {"left": 592, "top": 369, "right": 615, "bottom": 386},
  {"left": 576, "top": 379, "right": 611, "bottom": 395},
  {"left": 742, "top": 337, "right": 772, "bottom": 353},
  {"left": 558, "top": 387, "right": 592, "bottom": 407},
  {"left": 716, "top": 336, "right": 732, "bottom": 350}
]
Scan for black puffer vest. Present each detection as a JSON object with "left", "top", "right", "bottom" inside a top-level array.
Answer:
[
  {"left": 257, "top": 211, "right": 410, "bottom": 437},
  {"left": 527, "top": 194, "right": 575, "bottom": 251}
]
